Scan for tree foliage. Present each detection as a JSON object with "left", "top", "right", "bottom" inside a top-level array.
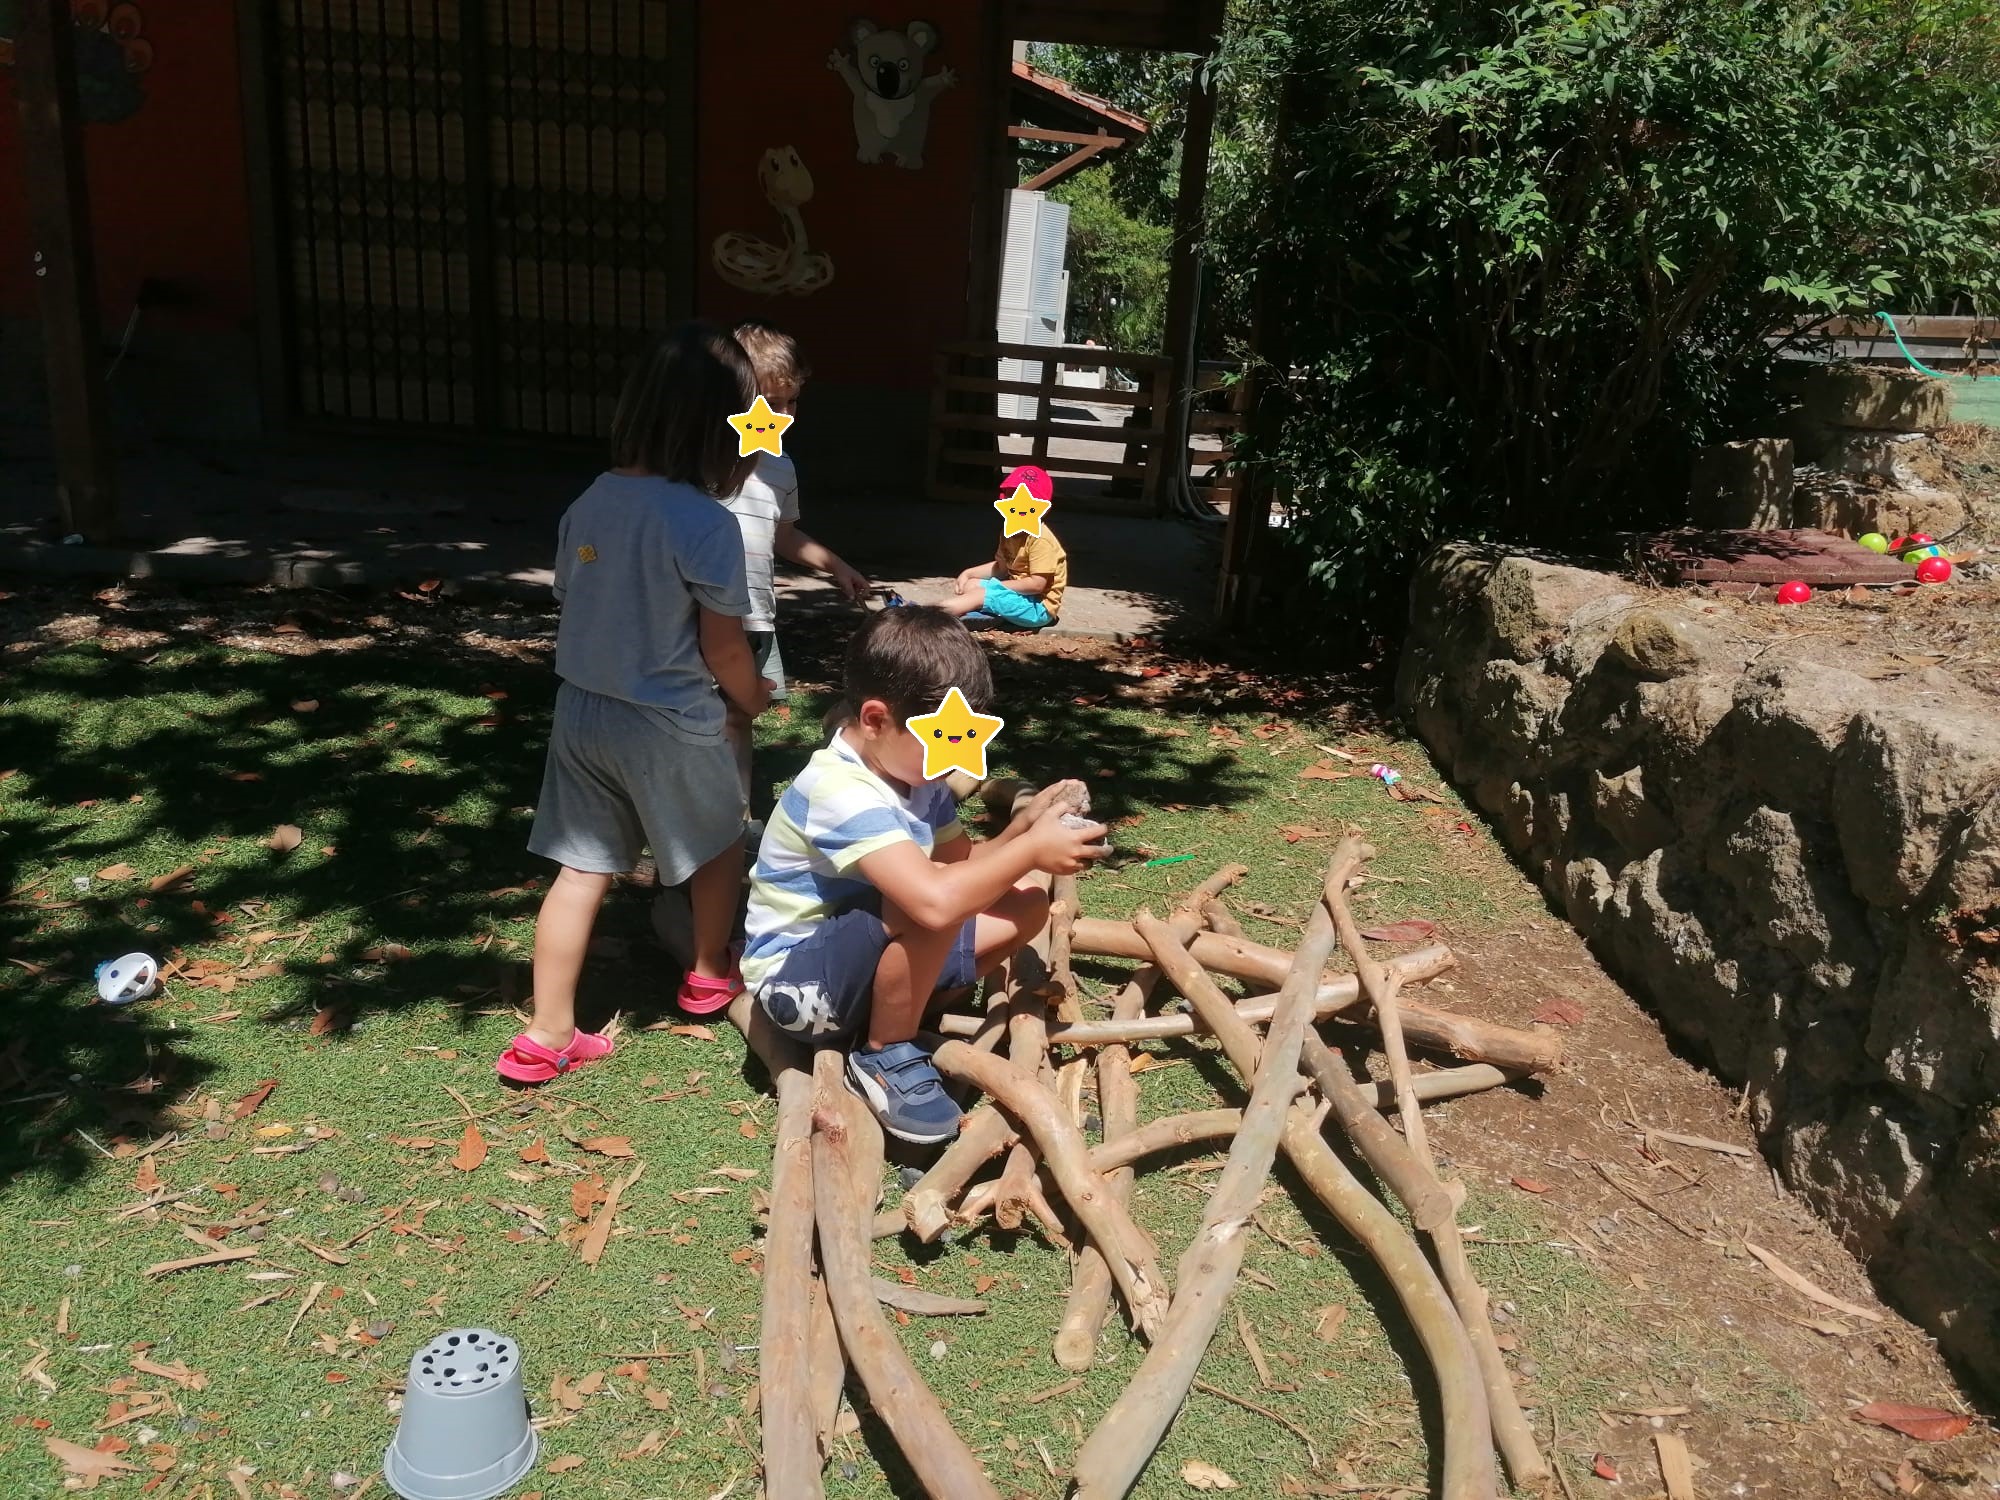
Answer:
[{"left": 1039, "top": 0, "right": 2000, "bottom": 630}]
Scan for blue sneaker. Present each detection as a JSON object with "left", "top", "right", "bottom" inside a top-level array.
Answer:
[{"left": 847, "top": 1041, "right": 963, "bottom": 1145}]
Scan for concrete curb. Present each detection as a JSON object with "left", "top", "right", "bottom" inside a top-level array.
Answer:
[
  {"left": 0, "top": 540, "right": 553, "bottom": 602},
  {"left": 0, "top": 540, "right": 1154, "bottom": 641}
]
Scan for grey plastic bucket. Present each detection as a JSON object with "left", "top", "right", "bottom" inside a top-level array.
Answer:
[{"left": 382, "top": 1328, "right": 538, "bottom": 1500}]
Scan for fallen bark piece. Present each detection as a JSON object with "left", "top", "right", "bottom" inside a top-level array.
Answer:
[
  {"left": 145, "top": 1244, "right": 259, "bottom": 1277},
  {"left": 871, "top": 1280, "right": 988, "bottom": 1317},
  {"left": 930, "top": 1042, "right": 1170, "bottom": 1340},
  {"left": 1744, "top": 1241, "right": 1885, "bottom": 1323},
  {"left": 1654, "top": 1431, "right": 1695, "bottom": 1500},
  {"left": 810, "top": 1054, "right": 1001, "bottom": 1500}
]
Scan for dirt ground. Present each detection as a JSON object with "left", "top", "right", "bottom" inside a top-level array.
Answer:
[{"left": 1423, "top": 920, "right": 1999, "bottom": 1497}]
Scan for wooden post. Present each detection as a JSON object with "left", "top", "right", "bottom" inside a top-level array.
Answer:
[
  {"left": 1157, "top": 57, "right": 1219, "bottom": 519},
  {"left": 14, "top": 0, "right": 118, "bottom": 541},
  {"left": 1217, "top": 69, "right": 1302, "bottom": 624}
]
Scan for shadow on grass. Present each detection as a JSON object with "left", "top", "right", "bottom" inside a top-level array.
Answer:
[{"left": 0, "top": 579, "right": 1356, "bottom": 1202}]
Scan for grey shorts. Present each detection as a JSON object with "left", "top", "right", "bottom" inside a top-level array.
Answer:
[
  {"left": 528, "top": 683, "right": 745, "bottom": 883},
  {"left": 754, "top": 908, "right": 978, "bottom": 1041},
  {"left": 746, "top": 630, "right": 788, "bottom": 700}
]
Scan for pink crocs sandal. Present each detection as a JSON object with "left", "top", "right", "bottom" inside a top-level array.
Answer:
[
  {"left": 495, "top": 1028, "right": 614, "bottom": 1084},
  {"left": 677, "top": 968, "right": 743, "bottom": 1017}
]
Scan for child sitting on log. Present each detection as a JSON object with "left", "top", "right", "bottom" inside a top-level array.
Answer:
[{"left": 741, "top": 606, "right": 1106, "bottom": 1143}]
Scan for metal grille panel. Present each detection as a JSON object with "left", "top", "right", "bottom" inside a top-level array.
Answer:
[{"left": 274, "top": 0, "right": 687, "bottom": 435}]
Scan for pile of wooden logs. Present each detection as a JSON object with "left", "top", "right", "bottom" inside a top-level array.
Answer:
[{"left": 728, "top": 813, "right": 1565, "bottom": 1499}]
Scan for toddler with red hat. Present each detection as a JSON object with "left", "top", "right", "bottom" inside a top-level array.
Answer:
[{"left": 941, "top": 463, "right": 1067, "bottom": 631}]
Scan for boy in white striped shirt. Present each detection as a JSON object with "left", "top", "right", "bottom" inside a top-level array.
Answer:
[
  {"left": 722, "top": 322, "right": 871, "bottom": 814},
  {"left": 742, "top": 607, "right": 1106, "bottom": 1143}
]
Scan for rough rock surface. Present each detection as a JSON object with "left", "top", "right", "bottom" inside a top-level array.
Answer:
[{"left": 1401, "top": 542, "right": 2000, "bottom": 1394}]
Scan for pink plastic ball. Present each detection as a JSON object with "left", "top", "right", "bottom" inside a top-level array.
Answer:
[
  {"left": 1915, "top": 557, "right": 1954, "bottom": 585},
  {"left": 1775, "top": 580, "right": 1813, "bottom": 605}
]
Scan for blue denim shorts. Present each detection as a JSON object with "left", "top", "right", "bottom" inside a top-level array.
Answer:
[
  {"left": 753, "top": 908, "right": 978, "bottom": 1041},
  {"left": 974, "top": 576, "right": 1054, "bottom": 630}
]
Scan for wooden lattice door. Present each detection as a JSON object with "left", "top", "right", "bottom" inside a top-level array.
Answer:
[{"left": 267, "top": 0, "right": 694, "bottom": 435}]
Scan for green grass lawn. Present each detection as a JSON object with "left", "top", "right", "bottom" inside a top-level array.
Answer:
[{"left": 0, "top": 590, "right": 1796, "bottom": 1498}]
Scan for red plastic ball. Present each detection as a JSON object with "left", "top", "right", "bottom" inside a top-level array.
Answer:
[
  {"left": 1915, "top": 557, "right": 1953, "bottom": 585},
  {"left": 1775, "top": 580, "right": 1813, "bottom": 605}
]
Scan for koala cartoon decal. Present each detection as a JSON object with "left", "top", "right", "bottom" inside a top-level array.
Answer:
[{"left": 827, "top": 18, "right": 956, "bottom": 170}]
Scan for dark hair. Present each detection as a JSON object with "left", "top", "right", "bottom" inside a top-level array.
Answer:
[
  {"left": 839, "top": 607, "right": 994, "bottom": 725},
  {"left": 733, "top": 319, "right": 811, "bottom": 397},
  {"left": 610, "top": 322, "right": 758, "bottom": 496}
]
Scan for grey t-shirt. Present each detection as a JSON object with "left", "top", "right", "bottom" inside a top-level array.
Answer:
[
  {"left": 723, "top": 454, "right": 800, "bottom": 631},
  {"left": 552, "top": 472, "right": 750, "bottom": 742}
]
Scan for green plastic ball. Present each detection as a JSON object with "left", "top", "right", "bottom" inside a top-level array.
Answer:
[
  {"left": 1902, "top": 544, "right": 1946, "bottom": 564},
  {"left": 1858, "top": 532, "right": 1890, "bottom": 554}
]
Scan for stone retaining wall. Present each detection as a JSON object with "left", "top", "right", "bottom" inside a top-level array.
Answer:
[{"left": 1398, "top": 545, "right": 2000, "bottom": 1389}]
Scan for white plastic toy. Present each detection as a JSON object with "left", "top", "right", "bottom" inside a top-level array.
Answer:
[{"left": 96, "top": 953, "right": 159, "bottom": 1005}]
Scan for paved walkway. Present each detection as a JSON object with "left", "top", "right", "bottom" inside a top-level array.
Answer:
[{"left": 0, "top": 425, "right": 1217, "bottom": 639}]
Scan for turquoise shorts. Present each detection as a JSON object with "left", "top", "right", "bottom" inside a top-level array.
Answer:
[{"left": 974, "top": 576, "right": 1055, "bottom": 630}]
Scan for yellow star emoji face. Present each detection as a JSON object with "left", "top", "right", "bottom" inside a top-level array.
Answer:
[
  {"left": 994, "top": 483, "right": 1051, "bottom": 538},
  {"left": 727, "top": 395, "right": 794, "bottom": 458},
  {"left": 905, "top": 686, "right": 1005, "bottom": 781}
]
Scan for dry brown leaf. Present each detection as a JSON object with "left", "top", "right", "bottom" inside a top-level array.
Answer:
[
  {"left": 577, "top": 1136, "right": 636, "bottom": 1159},
  {"left": 1181, "top": 1458, "right": 1239, "bottom": 1490},
  {"left": 254, "top": 1123, "right": 294, "bottom": 1139},
  {"left": 291, "top": 699, "right": 319, "bottom": 713},
  {"left": 641, "top": 1384, "right": 672, "bottom": 1410},
  {"left": 1298, "top": 762, "right": 1353, "bottom": 782},
  {"left": 1277, "top": 824, "right": 1330, "bottom": 844},
  {"left": 1510, "top": 1176, "right": 1551, "bottom": 1194},
  {"left": 1531, "top": 997, "right": 1587, "bottom": 1026},
  {"left": 45, "top": 1436, "right": 141, "bottom": 1481},
  {"left": 737, "top": 1118, "right": 759, "bottom": 1140},
  {"left": 1849, "top": 1402, "right": 1973, "bottom": 1442},
  {"left": 308, "top": 1006, "right": 349, "bottom": 1037},
  {"left": 264, "top": 824, "right": 304, "bottom": 854},
  {"left": 363, "top": 943, "right": 413, "bottom": 963},
  {"left": 574, "top": 1371, "right": 605, "bottom": 1396},
  {"left": 620, "top": 1429, "right": 667, "bottom": 1460},
  {"left": 1744, "top": 1240, "right": 1884, "bottom": 1323},
  {"left": 147, "top": 864, "right": 196, "bottom": 892},
  {"left": 710, "top": 1166, "right": 757, "bottom": 1182},
  {"left": 519, "top": 1138, "right": 550, "bottom": 1164},
  {"left": 230, "top": 1080, "right": 278, "bottom": 1120},
  {"left": 546, "top": 1454, "right": 585, "bottom": 1473},
  {"left": 550, "top": 1374, "right": 584, "bottom": 1412},
  {"left": 133, "top": 1155, "right": 160, "bottom": 1194},
  {"left": 571, "top": 1175, "right": 606, "bottom": 1221},
  {"left": 451, "top": 1125, "right": 488, "bottom": 1173},
  {"left": 579, "top": 1164, "right": 644, "bottom": 1268},
  {"left": 1313, "top": 1305, "right": 1348, "bottom": 1342},
  {"left": 95, "top": 863, "right": 139, "bottom": 881}
]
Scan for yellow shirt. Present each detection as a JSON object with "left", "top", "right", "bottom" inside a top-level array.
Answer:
[{"left": 994, "top": 527, "right": 1067, "bottom": 618}]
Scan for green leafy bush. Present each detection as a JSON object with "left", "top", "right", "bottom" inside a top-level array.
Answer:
[{"left": 1236, "top": 0, "right": 2000, "bottom": 627}]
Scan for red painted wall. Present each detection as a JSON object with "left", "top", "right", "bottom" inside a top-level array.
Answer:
[
  {"left": 694, "top": 1, "right": 984, "bottom": 390},
  {"left": 0, "top": 2, "right": 984, "bottom": 396},
  {"left": 0, "top": 0, "right": 255, "bottom": 331}
]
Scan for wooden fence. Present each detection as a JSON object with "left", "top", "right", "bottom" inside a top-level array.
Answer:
[{"left": 927, "top": 340, "right": 1243, "bottom": 516}]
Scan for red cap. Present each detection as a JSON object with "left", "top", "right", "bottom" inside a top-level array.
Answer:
[{"left": 999, "top": 464, "right": 1054, "bottom": 502}]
